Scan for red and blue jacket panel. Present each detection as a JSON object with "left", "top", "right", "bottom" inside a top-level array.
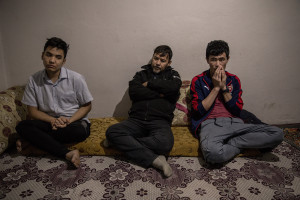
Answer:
[{"left": 190, "top": 69, "right": 244, "bottom": 137}]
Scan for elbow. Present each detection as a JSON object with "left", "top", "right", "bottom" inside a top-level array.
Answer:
[
  {"left": 87, "top": 102, "right": 92, "bottom": 112},
  {"left": 27, "top": 106, "right": 38, "bottom": 119},
  {"left": 82, "top": 102, "right": 92, "bottom": 113},
  {"left": 88, "top": 103, "right": 92, "bottom": 113}
]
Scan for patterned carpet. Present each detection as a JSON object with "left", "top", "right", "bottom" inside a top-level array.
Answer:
[
  {"left": 0, "top": 128, "right": 300, "bottom": 200},
  {"left": 283, "top": 128, "right": 300, "bottom": 150}
]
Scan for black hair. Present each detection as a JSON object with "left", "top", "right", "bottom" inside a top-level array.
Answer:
[
  {"left": 206, "top": 40, "right": 229, "bottom": 59},
  {"left": 153, "top": 45, "right": 173, "bottom": 60},
  {"left": 43, "top": 37, "right": 69, "bottom": 58}
]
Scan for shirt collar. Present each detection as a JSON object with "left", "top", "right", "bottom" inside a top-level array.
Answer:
[
  {"left": 42, "top": 67, "right": 68, "bottom": 80},
  {"left": 141, "top": 64, "right": 173, "bottom": 72},
  {"left": 59, "top": 67, "right": 67, "bottom": 79},
  {"left": 42, "top": 67, "right": 68, "bottom": 85}
]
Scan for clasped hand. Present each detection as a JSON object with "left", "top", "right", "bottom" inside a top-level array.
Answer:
[
  {"left": 212, "top": 66, "right": 227, "bottom": 91},
  {"left": 51, "top": 116, "right": 70, "bottom": 130}
]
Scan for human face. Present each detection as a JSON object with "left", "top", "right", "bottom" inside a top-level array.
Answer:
[
  {"left": 151, "top": 53, "right": 171, "bottom": 74},
  {"left": 206, "top": 52, "right": 229, "bottom": 76},
  {"left": 42, "top": 46, "right": 66, "bottom": 76}
]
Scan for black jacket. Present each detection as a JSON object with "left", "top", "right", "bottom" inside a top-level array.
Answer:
[{"left": 128, "top": 64, "right": 182, "bottom": 123}]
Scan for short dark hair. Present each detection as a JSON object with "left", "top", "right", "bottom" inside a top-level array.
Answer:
[
  {"left": 43, "top": 37, "right": 69, "bottom": 58},
  {"left": 206, "top": 40, "right": 229, "bottom": 59},
  {"left": 153, "top": 45, "right": 173, "bottom": 60}
]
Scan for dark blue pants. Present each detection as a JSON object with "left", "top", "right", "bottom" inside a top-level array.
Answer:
[
  {"left": 16, "top": 120, "right": 90, "bottom": 158},
  {"left": 105, "top": 118, "right": 174, "bottom": 167}
]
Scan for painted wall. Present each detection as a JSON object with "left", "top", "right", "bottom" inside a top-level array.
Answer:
[
  {"left": 0, "top": 30, "right": 7, "bottom": 91},
  {"left": 0, "top": 0, "right": 299, "bottom": 124}
]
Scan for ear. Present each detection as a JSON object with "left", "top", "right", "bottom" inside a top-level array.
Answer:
[
  {"left": 168, "top": 60, "right": 172, "bottom": 66},
  {"left": 41, "top": 52, "right": 44, "bottom": 60},
  {"left": 63, "top": 58, "right": 66, "bottom": 65},
  {"left": 227, "top": 56, "right": 230, "bottom": 61}
]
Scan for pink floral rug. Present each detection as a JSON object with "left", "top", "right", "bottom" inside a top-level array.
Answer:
[{"left": 0, "top": 140, "right": 300, "bottom": 200}]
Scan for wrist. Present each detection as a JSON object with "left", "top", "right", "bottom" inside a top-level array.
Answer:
[
  {"left": 213, "top": 87, "right": 221, "bottom": 92},
  {"left": 222, "top": 87, "right": 229, "bottom": 93},
  {"left": 50, "top": 117, "right": 56, "bottom": 123}
]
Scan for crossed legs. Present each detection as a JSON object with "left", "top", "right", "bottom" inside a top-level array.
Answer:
[
  {"left": 16, "top": 120, "right": 90, "bottom": 168},
  {"left": 105, "top": 118, "right": 174, "bottom": 177},
  {"left": 199, "top": 117, "right": 284, "bottom": 164}
]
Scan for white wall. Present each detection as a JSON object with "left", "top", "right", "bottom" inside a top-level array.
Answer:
[
  {"left": 0, "top": 30, "right": 7, "bottom": 91},
  {"left": 0, "top": 0, "right": 299, "bottom": 124}
]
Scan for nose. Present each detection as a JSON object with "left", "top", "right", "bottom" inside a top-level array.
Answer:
[
  {"left": 49, "top": 56, "right": 55, "bottom": 63},
  {"left": 156, "top": 60, "right": 161, "bottom": 66}
]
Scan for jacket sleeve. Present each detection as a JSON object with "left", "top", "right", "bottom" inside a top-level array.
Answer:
[
  {"left": 190, "top": 76, "right": 208, "bottom": 117},
  {"left": 147, "top": 70, "right": 182, "bottom": 98},
  {"left": 129, "top": 71, "right": 160, "bottom": 101},
  {"left": 224, "top": 75, "right": 243, "bottom": 116}
]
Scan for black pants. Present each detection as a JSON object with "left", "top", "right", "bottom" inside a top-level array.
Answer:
[
  {"left": 105, "top": 118, "right": 174, "bottom": 167},
  {"left": 16, "top": 120, "right": 90, "bottom": 158}
]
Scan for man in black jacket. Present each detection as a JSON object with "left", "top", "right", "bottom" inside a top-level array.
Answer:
[{"left": 105, "top": 45, "right": 182, "bottom": 177}]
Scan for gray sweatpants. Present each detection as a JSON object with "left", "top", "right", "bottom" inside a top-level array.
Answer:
[{"left": 199, "top": 117, "right": 284, "bottom": 164}]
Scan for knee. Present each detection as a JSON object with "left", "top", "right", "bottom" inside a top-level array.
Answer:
[
  {"left": 16, "top": 120, "right": 28, "bottom": 128},
  {"left": 272, "top": 127, "right": 284, "bottom": 145},
  {"left": 206, "top": 152, "right": 228, "bottom": 164},
  {"left": 156, "top": 140, "right": 173, "bottom": 154},
  {"left": 203, "top": 147, "right": 228, "bottom": 164},
  {"left": 154, "top": 134, "right": 174, "bottom": 154},
  {"left": 71, "top": 128, "right": 89, "bottom": 142},
  {"left": 16, "top": 120, "right": 31, "bottom": 135},
  {"left": 105, "top": 124, "right": 121, "bottom": 141}
]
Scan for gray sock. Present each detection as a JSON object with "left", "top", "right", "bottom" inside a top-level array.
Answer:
[
  {"left": 102, "top": 139, "right": 110, "bottom": 148},
  {"left": 152, "top": 155, "right": 173, "bottom": 177}
]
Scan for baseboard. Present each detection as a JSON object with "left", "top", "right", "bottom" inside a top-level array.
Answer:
[{"left": 272, "top": 123, "right": 300, "bottom": 128}]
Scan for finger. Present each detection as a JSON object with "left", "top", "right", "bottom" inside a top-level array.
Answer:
[
  {"left": 65, "top": 118, "right": 71, "bottom": 125},
  {"left": 213, "top": 69, "right": 219, "bottom": 79},
  {"left": 217, "top": 70, "right": 222, "bottom": 80},
  {"left": 51, "top": 119, "right": 56, "bottom": 126},
  {"left": 222, "top": 71, "right": 227, "bottom": 81},
  {"left": 57, "top": 118, "right": 65, "bottom": 125},
  {"left": 61, "top": 117, "right": 68, "bottom": 124},
  {"left": 54, "top": 119, "right": 60, "bottom": 126},
  {"left": 58, "top": 124, "right": 67, "bottom": 128},
  {"left": 215, "top": 66, "right": 220, "bottom": 74}
]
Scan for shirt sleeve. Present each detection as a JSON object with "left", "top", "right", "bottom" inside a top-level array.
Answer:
[
  {"left": 224, "top": 75, "right": 243, "bottom": 116},
  {"left": 21, "top": 76, "right": 38, "bottom": 107},
  {"left": 147, "top": 69, "right": 182, "bottom": 98},
  {"left": 190, "top": 76, "right": 208, "bottom": 116},
  {"left": 74, "top": 75, "right": 93, "bottom": 105},
  {"left": 129, "top": 71, "right": 160, "bottom": 101}
]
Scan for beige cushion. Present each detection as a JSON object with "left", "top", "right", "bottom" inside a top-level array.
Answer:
[
  {"left": 172, "top": 80, "right": 191, "bottom": 126},
  {"left": 0, "top": 86, "right": 28, "bottom": 154}
]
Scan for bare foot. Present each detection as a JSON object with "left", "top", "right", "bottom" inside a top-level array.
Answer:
[
  {"left": 66, "top": 150, "right": 81, "bottom": 168},
  {"left": 16, "top": 139, "right": 29, "bottom": 152}
]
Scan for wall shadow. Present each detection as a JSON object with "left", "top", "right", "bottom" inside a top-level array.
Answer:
[{"left": 112, "top": 88, "right": 131, "bottom": 118}]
